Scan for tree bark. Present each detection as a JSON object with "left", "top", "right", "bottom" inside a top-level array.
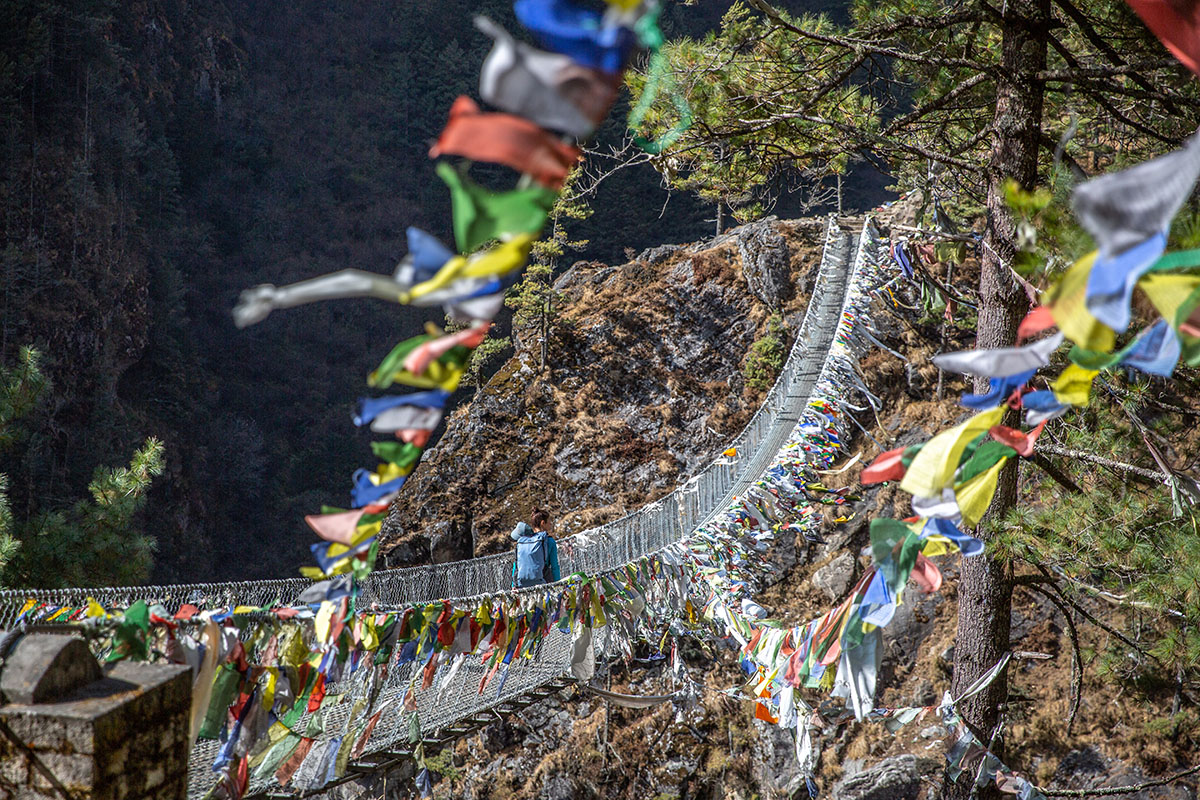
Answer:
[{"left": 945, "top": 1, "right": 1047, "bottom": 797}]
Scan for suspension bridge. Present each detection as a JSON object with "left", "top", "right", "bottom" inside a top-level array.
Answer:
[{"left": 0, "top": 214, "right": 887, "bottom": 798}]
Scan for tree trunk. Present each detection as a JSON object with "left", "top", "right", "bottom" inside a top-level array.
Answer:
[{"left": 944, "top": 1, "right": 1047, "bottom": 798}]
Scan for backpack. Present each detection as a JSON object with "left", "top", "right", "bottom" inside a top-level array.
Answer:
[{"left": 515, "top": 530, "right": 549, "bottom": 587}]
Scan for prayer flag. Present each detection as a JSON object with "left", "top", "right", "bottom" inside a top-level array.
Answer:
[
  {"left": 401, "top": 236, "right": 533, "bottom": 305},
  {"left": 931, "top": 333, "right": 1063, "bottom": 378},
  {"left": 989, "top": 421, "right": 1047, "bottom": 457},
  {"left": 431, "top": 96, "right": 581, "bottom": 190},
  {"left": 436, "top": 162, "right": 556, "bottom": 253},
  {"left": 1070, "top": 318, "right": 1181, "bottom": 377},
  {"left": 1085, "top": 231, "right": 1166, "bottom": 332},
  {"left": 369, "top": 407, "right": 444, "bottom": 436},
  {"left": 476, "top": 17, "right": 616, "bottom": 138},
  {"left": 514, "top": 0, "right": 637, "bottom": 74},
  {"left": 1046, "top": 252, "right": 1116, "bottom": 352},
  {"left": 1072, "top": 126, "right": 1200, "bottom": 258}
]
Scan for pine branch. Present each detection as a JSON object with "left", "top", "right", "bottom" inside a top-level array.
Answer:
[
  {"left": 743, "top": 0, "right": 996, "bottom": 72},
  {"left": 1036, "top": 58, "right": 1180, "bottom": 81},
  {"left": 1050, "top": 0, "right": 1184, "bottom": 115}
]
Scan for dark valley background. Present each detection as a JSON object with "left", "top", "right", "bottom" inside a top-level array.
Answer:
[{"left": 0, "top": 0, "right": 884, "bottom": 584}]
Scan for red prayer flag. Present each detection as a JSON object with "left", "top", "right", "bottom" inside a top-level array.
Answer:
[
  {"left": 861, "top": 447, "right": 906, "bottom": 484},
  {"left": 430, "top": 96, "right": 581, "bottom": 189},
  {"left": 1126, "top": 0, "right": 1200, "bottom": 76},
  {"left": 1017, "top": 305, "right": 1057, "bottom": 343},
  {"left": 988, "top": 420, "right": 1047, "bottom": 457}
]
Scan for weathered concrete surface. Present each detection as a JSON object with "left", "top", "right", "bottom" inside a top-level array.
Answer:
[{"left": 0, "top": 634, "right": 102, "bottom": 705}]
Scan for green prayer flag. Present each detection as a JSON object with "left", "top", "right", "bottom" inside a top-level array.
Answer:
[
  {"left": 199, "top": 665, "right": 243, "bottom": 740},
  {"left": 436, "top": 161, "right": 555, "bottom": 253},
  {"left": 369, "top": 441, "right": 423, "bottom": 469},
  {"left": 900, "top": 443, "right": 924, "bottom": 468},
  {"left": 957, "top": 439, "right": 1017, "bottom": 485}
]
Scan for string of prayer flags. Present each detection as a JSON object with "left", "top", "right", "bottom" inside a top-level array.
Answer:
[{"left": 430, "top": 97, "right": 582, "bottom": 190}]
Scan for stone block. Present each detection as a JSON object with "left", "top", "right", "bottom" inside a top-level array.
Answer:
[
  {"left": 0, "top": 634, "right": 102, "bottom": 705},
  {"left": 0, "top": 660, "right": 190, "bottom": 800},
  {"left": 813, "top": 552, "right": 857, "bottom": 601},
  {"left": 29, "top": 751, "right": 94, "bottom": 792}
]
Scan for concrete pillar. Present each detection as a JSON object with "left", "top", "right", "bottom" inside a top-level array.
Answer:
[{"left": 0, "top": 633, "right": 191, "bottom": 799}]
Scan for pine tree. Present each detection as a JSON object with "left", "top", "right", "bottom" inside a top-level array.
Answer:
[
  {"left": 507, "top": 170, "right": 592, "bottom": 371},
  {"left": 0, "top": 347, "right": 165, "bottom": 588}
]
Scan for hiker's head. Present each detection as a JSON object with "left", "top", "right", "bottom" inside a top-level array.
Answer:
[{"left": 532, "top": 508, "right": 552, "bottom": 533}]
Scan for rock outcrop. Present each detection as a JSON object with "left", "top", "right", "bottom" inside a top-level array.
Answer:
[{"left": 379, "top": 219, "right": 827, "bottom": 565}]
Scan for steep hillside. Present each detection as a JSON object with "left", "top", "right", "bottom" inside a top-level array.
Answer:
[{"left": 380, "top": 218, "right": 829, "bottom": 565}]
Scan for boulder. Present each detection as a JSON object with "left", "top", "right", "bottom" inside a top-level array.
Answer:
[
  {"left": 737, "top": 221, "right": 792, "bottom": 309},
  {"left": 812, "top": 552, "right": 857, "bottom": 601},
  {"left": 833, "top": 755, "right": 921, "bottom": 800}
]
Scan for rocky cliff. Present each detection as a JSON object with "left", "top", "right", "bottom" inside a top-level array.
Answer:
[{"left": 379, "top": 218, "right": 828, "bottom": 565}]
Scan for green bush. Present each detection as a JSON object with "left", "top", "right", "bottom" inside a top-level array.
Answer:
[{"left": 743, "top": 314, "right": 788, "bottom": 390}]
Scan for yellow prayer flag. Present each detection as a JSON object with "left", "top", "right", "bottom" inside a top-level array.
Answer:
[
  {"left": 1139, "top": 273, "right": 1200, "bottom": 325},
  {"left": 900, "top": 405, "right": 1007, "bottom": 498},
  {"left": 402, "top": 235, "right": 533, "bottom": 303},
  {"left": 955, "top": 458, "right": 1007, "bottom": 529},
  {"left": 85, "top": 597, "right": 107, "bottom": 618},
  {"left": 1047, "top": 252, "right": 1116, "bottom": 352},
  {"left": 350, "top": 519, "right": 382, "bottom": 547},
  {"left": 315, "top": 600, "right": 336, "bottom": 643},
  {"left": 1052, "top": 363, "right": 1099, "bottom": 407}
]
